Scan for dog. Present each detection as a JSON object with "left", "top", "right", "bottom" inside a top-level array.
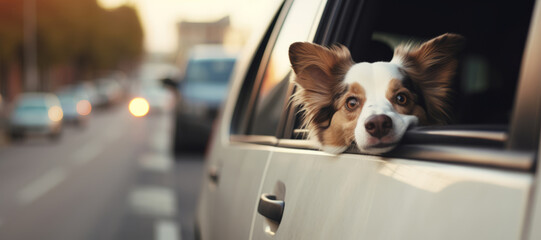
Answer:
[{"left": 289, "top": 33, "right": 464, "bottom": 154}]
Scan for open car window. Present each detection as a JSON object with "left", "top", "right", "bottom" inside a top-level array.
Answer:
[{"left": 281, "top": 0, "right": 537, "bottom": 170}]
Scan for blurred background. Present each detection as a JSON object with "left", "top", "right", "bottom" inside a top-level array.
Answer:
[{"left": 0, "top": 0, "right": 275, "bottom": 239}]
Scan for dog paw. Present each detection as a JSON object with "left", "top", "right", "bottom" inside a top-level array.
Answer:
[{"left": 321, "top": 145, "right": 348, "bottom": 155}]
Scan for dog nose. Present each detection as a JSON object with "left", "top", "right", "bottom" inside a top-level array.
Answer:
[{"left": 364, "top": 114, "right": 393, "bottom": 138}]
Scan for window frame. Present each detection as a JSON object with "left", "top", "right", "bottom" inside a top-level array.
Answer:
[
  {"left": 230, "top": 0, "right": 329, "bottom": 144},
  {"left": 275, "top": 0, "right": 539, "bottom": 171},
  {"left": 230, "top": 0, "right": 292, "bottom": 142}
]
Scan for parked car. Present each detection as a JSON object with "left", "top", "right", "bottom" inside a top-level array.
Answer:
[
  {"left": 171, "top": 45, "right": 237, "bottom": 154},
  {"left": 96, "top": 78, "right": 123, "bottom": 107},
  {"left": 57, "top": 89, "right": 91, "bottom": 126},
  {"left": 74, "top": 82, "right": 103, "bottom": 110},
  {"left": 195, "top": 0, "right": 541, "bottom": 239},
  {"left": 134, "top": 62, "right": 179, "bottom": 114},
  {"left": 8, "top": 93, "right": 63, "bottom": 140},
  {"left": 137, "top": 84, "right": 173, "bottom": 114}
]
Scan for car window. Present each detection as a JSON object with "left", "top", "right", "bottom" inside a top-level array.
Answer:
[
  {"left": 248, "top": 0, "right": 324, "bottom": 136},
  {"left": 184, "top": 59, "right": 236, "bottom": 85},
  {"left": 16, "top": 105, "right": 48, "bottom": 112},
  {"left": 286, "top": 0, "right": 535, "bottom": 147},
  {"left": 17, "top": 98, "right": 48, "bottom": 108},
  {"left": 349, "top": 0, "right": 535, "bottom": 126}
]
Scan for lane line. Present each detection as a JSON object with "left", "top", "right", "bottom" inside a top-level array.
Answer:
[
  {"left": 150, "top": 118, "right": 171, "bottom": 153},
  {"left": 72, "top": 143, "right": 103, "bottom": 166},
  {"left": 150, "top": 131, "right": 169, "bottom": 153},
  {"left": 71, "top": 116, "right": 126, "bottom": 166},
  {"left": 155, "top": 220, "right": 181, "bottom": 240},
  {"left": 128, "top": 186, "right": 177, "bottom": 217},
  {"left": 104, "top": 125, "right": 124, "bottom": 143},
  {"left": 18, "top": 166, "right": 68, "bottom": 205},
  {"left": 139, "top": 153, "right": 172, "bottom": 173}
]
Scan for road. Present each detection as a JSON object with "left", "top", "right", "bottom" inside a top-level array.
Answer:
[{"left": 0, "top": 102, "right": 204, "bottom": 240}]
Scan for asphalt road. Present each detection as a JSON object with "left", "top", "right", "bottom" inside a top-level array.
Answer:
[{"left": 0, "top": 103, "right": 204, "bottom": 240}]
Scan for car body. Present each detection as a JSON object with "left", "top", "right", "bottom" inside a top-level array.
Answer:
[
  {"left": 139, "top": 85, "right": 173, "bottom": 113},
  {"left": 73, "top": 82, "right": 101, "bottom": 110},
  {"left": 96, "top": 78, "right": 123, "bottom": 107},
  {"left": 195, "top": 0, "right": 541, "bottom": 239},
  {"left": 134, "top": 62, "right": 179, "bottom": 114},
  {"left": 8, "top": 93, "right": 63, "bottom": 140},
  {"left": 172, "top": 45, "right": 237, "bottom": 153},
  {"left": 57, "top": 89, "right": 91, "bottom": 126}
]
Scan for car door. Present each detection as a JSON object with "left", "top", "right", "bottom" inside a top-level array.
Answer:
[
  {"left": 250, "top": 0, "right": 540, "bottom": 239},
  {"left": 195, "top": 2, "right": 283, "bottom": 239},
  {"left": 195, "top": 0, "right": 326, "bottom": 239}
]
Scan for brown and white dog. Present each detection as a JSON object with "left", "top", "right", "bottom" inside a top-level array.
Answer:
[{"left": 289, "top": 33, "right": 464, "bottom": 154}]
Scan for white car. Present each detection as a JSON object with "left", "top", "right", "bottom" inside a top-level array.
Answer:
[
  {"left": 9, "top": 93, "right": 63, "bottom": 140},
  {"left": 196, "top": 0, "right": 541, "bottom": 239}
]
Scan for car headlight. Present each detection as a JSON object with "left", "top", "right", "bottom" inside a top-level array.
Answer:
[{"left": 129, "top": 97, "right": 150, "bottom": 117}]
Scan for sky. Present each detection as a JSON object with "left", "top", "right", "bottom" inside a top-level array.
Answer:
[{"left": 98, "top": 0, "right": 278, "bottom": 54}]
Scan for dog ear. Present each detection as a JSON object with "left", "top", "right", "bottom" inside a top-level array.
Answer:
[
  {"left": 393, "top": 33, "right": 465, "bottom": 124},
  {"left": 289, "top": 42, "right": 353, "bottom": 129}
]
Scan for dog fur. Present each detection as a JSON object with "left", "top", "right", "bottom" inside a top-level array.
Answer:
[{"left": 289, "top": 33, "right": 464, "bottom": 154}]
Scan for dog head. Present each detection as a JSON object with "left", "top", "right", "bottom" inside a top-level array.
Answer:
[{"left": 289, "top": 33, "right": 464, "bottom": 154}]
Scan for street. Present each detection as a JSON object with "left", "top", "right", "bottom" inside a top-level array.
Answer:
[{"left": 0, "top": 102, "right": 204, "bottom": 240}]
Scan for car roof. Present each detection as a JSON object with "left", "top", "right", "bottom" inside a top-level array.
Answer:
[
  {"left": 188, "top": 44, "right": 239, "bottom": 61},
  {"left": 16, "top": 92, "right": 61, "bottom": 107}
]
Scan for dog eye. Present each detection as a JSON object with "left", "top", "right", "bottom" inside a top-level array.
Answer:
[
  {"left": 345, "top": 97, "right": 360, "bottom": 110},
  {"left": 396, "top": 93, "right": 408, "bottom": 105}
]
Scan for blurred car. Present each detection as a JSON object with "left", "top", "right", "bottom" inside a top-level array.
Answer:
[
  {"left": 133, "top": 62, "right": 180, "bottom": 114},
  {"left": 8, "top": 93, "right": 63, "bottom": 140},
  {"left": 74, "top": 82, "right": 103, "bottom": 109},
  {"left": 138, "top": 84, "right": 173, "bottom": 114},
  {"left": 195, "top": 0, "right": 541, "bottom": 239},
  {"left": 96, "top": 78, "right": 123, "bottom": 107},
  {"left": 57, "top": 89, "right": 91, "bottom": 126},
  {"left": 171, "top": 45, "right": 237, "bottom": 153}
]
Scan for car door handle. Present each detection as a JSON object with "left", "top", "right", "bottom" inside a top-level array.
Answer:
[
  {"left": 257, "top": 194, "right": 285, "bottom": 223},
  {"left": 208, "top": 166, "right": 219, "bottom": 183}
]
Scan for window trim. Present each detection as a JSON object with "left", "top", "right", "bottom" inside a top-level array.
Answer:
[
  {"left": 230, "top": 0, "right": 291, "bottom": 136},
  {"left": 242, "top": 0, "right": 295, "bottom": 136},
  {"left": 276, "top": 139, "right": 533, "bottom": 171},
  {"left": 507, "top": 0, "right": 541, "bottom": 152},
  {"left": 230, "top": 0, "right": 330, "bottom": 142}
]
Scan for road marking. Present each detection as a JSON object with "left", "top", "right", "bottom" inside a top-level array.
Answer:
[
  {"left": 150, "top": 118, "right": 171, "bottom": 152},
  {"left": 155, "top": 220, "right": 181, "bottom": 240},
  {"left": 72, "top": 143, "right": 103, "bottom": 165},
  {"left": 150, "top": 131, "right": 169, "bottom": 153},
  {"left": 104, "top": 125, "right": 124, "bottom": 142},
  {"left": 18, "top": 166, "right": 67, "bottom": 205},
  {"left": 129, "top": 186, "right": 177, "bottom": 217},
  {"left": 139, "top": 153, "right": 173, "bottom": 173}
]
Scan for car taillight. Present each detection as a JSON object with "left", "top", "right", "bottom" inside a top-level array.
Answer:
[{"left": 76, "top": 100, "right": 92, "bottom": 116}]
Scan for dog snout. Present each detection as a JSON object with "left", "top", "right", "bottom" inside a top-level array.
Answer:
[{"left": 364, "top": 114, "right": 393, "bottom": 139}]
